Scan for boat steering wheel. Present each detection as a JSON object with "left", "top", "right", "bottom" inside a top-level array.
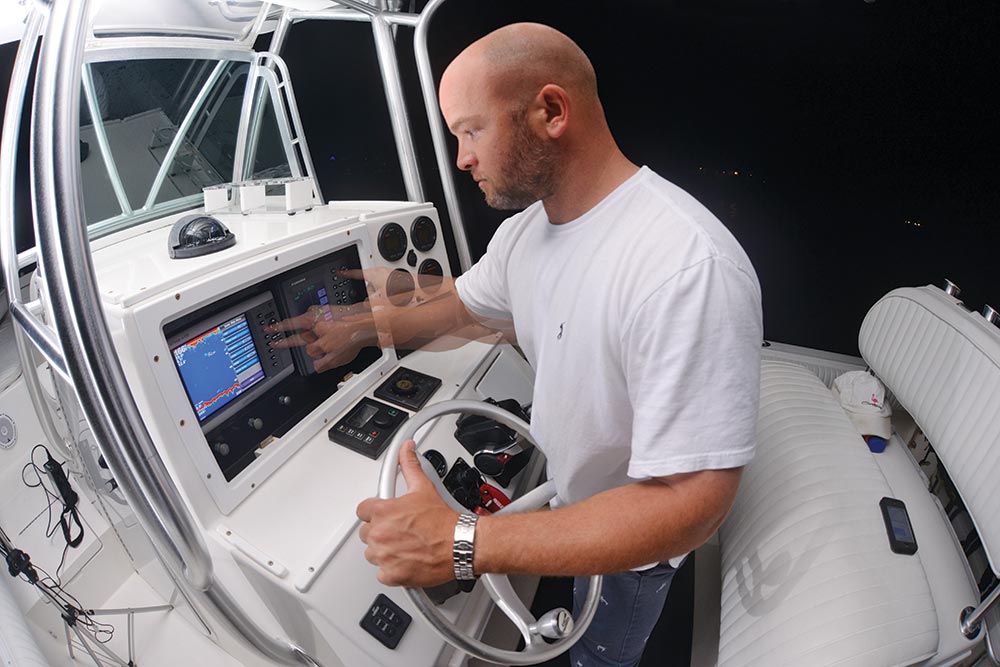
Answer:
[{"left": 377, "top": 399, "right": 602, "bottom": 665}]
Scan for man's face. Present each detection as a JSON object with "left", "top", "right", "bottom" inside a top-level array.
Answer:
[{"left": 440, "top": 68, "right": 557, "bottom": 210}]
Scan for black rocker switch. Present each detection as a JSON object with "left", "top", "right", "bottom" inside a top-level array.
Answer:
[{"left": 360, "top": 594, "right": 412, "bottom": 649}]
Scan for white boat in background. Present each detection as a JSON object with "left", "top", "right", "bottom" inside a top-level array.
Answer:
[{"left": 0, "top": 2, "right": 998, "bottom": 666}]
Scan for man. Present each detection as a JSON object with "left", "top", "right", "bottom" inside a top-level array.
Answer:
[{"left": 349, "top": 22, "right": 760, "bottom": 667}]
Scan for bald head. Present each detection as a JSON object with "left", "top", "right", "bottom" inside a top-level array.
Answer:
[
  {"left": 439, "top": 23, "right": 635, "bottom": 220},
  {"left": 443, "top": 22, "right": 599, "bottom": 111}
]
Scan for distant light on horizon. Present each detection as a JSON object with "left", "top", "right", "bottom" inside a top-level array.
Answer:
[{"left": 694, "top": 165, "right": 760, "bottom": 179}]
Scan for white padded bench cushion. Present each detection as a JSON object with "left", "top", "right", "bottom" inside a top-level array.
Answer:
[
  {"left": 718, "top": 361, "right": 938, "bottom": 667},
  {"left": 860, "top": 286, "right": 1000, "bottom": 572}
]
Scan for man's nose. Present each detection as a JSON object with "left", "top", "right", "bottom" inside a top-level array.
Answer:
[{"left": 456, "top": 147, "right": 476, "bottom": 171}]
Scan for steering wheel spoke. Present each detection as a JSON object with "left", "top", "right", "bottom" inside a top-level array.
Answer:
[
  {"left": 495, "top": 479, "right": 556, "bottom": 514},
  {"left": 480, "top": 574, "right": 541, "bottom": 647}
]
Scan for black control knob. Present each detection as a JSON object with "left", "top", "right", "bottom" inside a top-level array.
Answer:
[
  {"left": 372, "top": 412, "right": 393, "bottom": 428},
  {"left": 248, "top": 417, "right": 264, "bottom": 430},
  {"left": 393, "top": 378, "right": 418, "bottom": 396},
  {"left": 278, "top": 395, "right": 292, "bottom": 406},
  {"left": 214, "top": 442, "right": 231, "bottom": 457}
]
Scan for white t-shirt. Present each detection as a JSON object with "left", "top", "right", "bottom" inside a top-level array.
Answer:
[{"left": 456, "top": 166, "right": 762, "bottom": 509}]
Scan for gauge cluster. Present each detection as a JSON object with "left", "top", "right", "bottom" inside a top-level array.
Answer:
[{"left": 373, "top": 212, "right": 449, "bottom": 306}]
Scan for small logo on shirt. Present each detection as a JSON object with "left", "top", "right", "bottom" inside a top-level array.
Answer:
[{"left": 557, "top": 322, "right": 565, "bottom": 340}]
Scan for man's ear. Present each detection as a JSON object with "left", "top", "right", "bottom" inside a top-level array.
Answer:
[{"left": 536, "top": 84, "right": 570, "bottom": 139}]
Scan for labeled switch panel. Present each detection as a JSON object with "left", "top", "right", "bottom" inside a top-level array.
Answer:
[
  {"left": 328, "top": 398, "right": 407, "bottom": 459},
  {"left": 360, "top": 593, "right": 411, "bottom": 649}
]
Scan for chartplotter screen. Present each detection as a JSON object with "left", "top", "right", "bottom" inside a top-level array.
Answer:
[{"left": 171, "top": 313, "right": 266, "bottom": 422}]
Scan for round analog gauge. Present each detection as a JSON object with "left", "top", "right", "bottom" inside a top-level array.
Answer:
[
  {"left": 377, "top": 223, "right": 407, "bottom": 262},
  {"left": 417, "top": 258, "right": 444, "bottom": 294},
  {"left": 385, "top": 269, "right": 415, "bottom": 307},
  {"left": 410, "top": 216, "right": 438, "bottom": 252}
]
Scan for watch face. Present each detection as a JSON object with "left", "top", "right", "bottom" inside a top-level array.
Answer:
[
  {"left": 377, "top": 223, "right": 407, "bottom": 262},
  {"left": 410, "top": 216, "right": 437, "bottom": 252}
]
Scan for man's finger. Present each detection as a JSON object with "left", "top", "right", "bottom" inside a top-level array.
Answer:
[
  {"left": 336, "top": 269, "right": 365, "bottom": 281},
  {"left": 266, "top": 312, "right": 315, "bottom": 333},
  {"left": 357, "top": 497, "right": 378, "bottom": 522},
  {"left": 398, "top": 440, "right": 431, "bottom": 493},
  {"left": 305, "top": 340, "right": 325, "bottom": 359},
  {"left": 271, "top": 331, "right": 315, "bottom": 349}
]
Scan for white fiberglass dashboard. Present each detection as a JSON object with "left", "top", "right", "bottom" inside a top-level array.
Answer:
[{"left": 87, "top": 199, "right": 540, "bottom": 666}]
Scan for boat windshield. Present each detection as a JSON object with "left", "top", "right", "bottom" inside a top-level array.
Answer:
[{"left": 80, "top": 57, "right": 291, "bottom": 237}]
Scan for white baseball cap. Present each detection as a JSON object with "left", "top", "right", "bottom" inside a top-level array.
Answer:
[{"left": 831, "top": 371, "right": 893, "bottom": 440}]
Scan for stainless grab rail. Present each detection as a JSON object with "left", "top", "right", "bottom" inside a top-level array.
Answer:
[
  {"left": 961, "top": 580, "right": 1000, "bottom": 639},
  {"left": 271, "top": 3, "right": 426, "bottom": 204},
  {"left": 371, "top": 11, "right": 426, "bottom": 203},
  {"left": 0, "top": 4, "right": 75, "bottom": 463},
  {"left": 30, "top": 0, "right": 321, "bottom": 664},
  {"left": 274, "top": 1, "right": 471, "bottom": 270},
  {"left": 413, "top": 0, "right": 473, "bottom": 272}
]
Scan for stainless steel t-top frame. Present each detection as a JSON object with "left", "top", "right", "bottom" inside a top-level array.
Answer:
[
  {"left": 0, "top": 0, "right": 483, "bottom": 665},
  {"left": 14, "top": 0, "right": 322, "bottom": 664},
  {"left": 271, "top": 0, "right": 475, "bottom": 272}
]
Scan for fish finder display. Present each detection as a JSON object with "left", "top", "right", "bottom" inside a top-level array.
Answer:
[{"left": 172, "top": 314, "right": 265, "bottom": 422}]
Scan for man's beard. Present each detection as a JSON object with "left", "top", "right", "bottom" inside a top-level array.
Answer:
[{"left": 484, "top": 112, "right": 558, "bottom": 210}]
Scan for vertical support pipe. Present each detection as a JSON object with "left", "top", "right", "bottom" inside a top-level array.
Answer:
[
  {"left": 231, "top": 60, "right": 260, "bottom": 183},
  {"left": 371, "top": 12, "right": 425, "bottom": 202},
  {"left": 413, "top": 0, "right": 473, "bottom": 271},
  {"left": 30, "top": 1, "right": 320, "bottom": 664},
  {"left": 0, "top": 6, "right": 74, "bottom": 460},
  {"left": 81, "top": 64, "right": 132, "bottom": 215}
]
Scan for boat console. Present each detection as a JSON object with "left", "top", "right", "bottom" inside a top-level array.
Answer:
[{"left": 84, "top": 197, "right": 543, "bottom": 665}]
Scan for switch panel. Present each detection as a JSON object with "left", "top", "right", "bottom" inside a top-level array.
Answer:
[
  {"left": 328, "top": 398, "right": 407, "bottom": 459},
  {"left": 360, "top": 593, "right": 411, "bottom": 649}
]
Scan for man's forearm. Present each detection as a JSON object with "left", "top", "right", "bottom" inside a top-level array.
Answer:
[
  {"left": 474, "top": 468, "right": 742, "bottom": 576},
  {"left": 377, "top": 278, "right": 514, "bottom": 350}
]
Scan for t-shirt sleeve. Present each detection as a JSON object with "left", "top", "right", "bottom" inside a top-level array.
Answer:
[
  {"left": 622, "top": 256, "right": 763, "bottom": 479},
  {"left": 454, "top": 219, "right": 519, "bottom": 321}
]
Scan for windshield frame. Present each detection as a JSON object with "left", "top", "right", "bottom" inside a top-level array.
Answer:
[{"left": 80, "top": 46, "right": 257, "bottom": 239}]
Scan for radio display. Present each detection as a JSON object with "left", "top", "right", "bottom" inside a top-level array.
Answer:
[{"left": 172, "top": 313, "right": 266, "bottom": 422}]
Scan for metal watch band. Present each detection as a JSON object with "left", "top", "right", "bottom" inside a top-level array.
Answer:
[{"left": 453, "top": 513, "right": 478, "bottom": 581}]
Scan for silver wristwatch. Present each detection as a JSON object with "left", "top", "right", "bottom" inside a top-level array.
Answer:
[{"left": 453, "top": 513, "right": 478, "bottom": 581}]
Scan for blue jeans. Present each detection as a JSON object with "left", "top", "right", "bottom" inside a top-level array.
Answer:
[{"left": 569, "top": 562, "right": 676, "bottom": 667}]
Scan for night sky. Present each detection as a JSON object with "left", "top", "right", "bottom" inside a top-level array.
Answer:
[
  {"left": 281, "top": 0, "right": 1000, "bottom": 356},
  {"left": 3, "top": 0, "right": 998, "bottom": 355}
]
